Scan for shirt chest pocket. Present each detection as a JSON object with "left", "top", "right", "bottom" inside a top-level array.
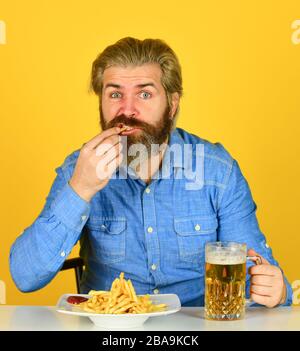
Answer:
[
  {"left": 86, "top": 218, "right": 127, "bottom": 265},
  {"left": 174, "top": 215, "right": 218, "bottom": 265}
]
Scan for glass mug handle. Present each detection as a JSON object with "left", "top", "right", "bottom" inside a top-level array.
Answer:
[{"left": 245, "top": 255, "right": 262, "bottom": 307}]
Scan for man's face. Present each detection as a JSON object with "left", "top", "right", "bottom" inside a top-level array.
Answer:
[{"left": 100, "top": 63, "right": 176, "bottom": 152}]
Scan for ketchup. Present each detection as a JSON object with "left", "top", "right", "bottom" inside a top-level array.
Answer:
[{"left": 67, "top": 296, "right": 88, "bottom": 304}]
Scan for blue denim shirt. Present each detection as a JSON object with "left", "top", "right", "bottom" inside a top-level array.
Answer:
[{"left": 10, "top": 128, "right": 293, "bottom": 306}]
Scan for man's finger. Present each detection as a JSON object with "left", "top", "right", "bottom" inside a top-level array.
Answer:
[
  {"left": 98, "top": 143, "right": 122, "bottom": 165},
  {"left": 251, "top": 275, "right": 273, "bottom": 287},
  {"left": 250, "top": 293, "right": 272, "bottom": 307},
  {"left": 247, "top": 249, "right": 269, "bottom": 265},
  {"left": 95, "top": 138, "right": 121, "bottom": 157},
  {"left": 107, "top": 152, "right": 124, "bottom": 170},
  {"left": 97, "top": 152, "right": 123, "bottom": 179},
  {"left": 249, "top": 264, "right": 276, "bottom": 276},
  {"left": 85, "top": 127, "right": 121, "bottom": 150},
  {"left": 250, "top": 284, "right": 272, "bottom": 296}
]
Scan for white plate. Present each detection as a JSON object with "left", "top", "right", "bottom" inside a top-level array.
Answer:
[{"left": 56, "top": 293, "right": 181, "bottom": 329}]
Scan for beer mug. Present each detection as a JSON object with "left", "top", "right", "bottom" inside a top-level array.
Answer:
[{"left": 204, "top": 241, "right": 262, "bottom": 321}]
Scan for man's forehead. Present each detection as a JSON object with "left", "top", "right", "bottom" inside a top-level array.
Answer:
[{"left": 102, "top": 63, "right": 162, "bottom": 87}]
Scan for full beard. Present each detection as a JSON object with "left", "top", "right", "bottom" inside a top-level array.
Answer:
[{"left": 100, "top": 106, "right": 174, "bottom": 165}]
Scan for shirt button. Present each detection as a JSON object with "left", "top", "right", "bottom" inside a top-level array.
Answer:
[
  {"left": 153, "top": 289, "right": 159, "bottom": 294},
  {"left": 147, "top": 227, "right": 153, "bottom": 233},
  {"left": 81, "top": 215, "right": 87, "bottom": 221},
  {"left": 151, "top": 264, "right": 157, "bottom": 271},
  {"left": 60, "top": 251, "right": 66, "bottom": 258},
  {"left": 145, "top": 188, "right": 151, "bottom": 194},
  {"left": 265, "top": 243, "right": 270, "bottom": 248},
  {"left": 195, "top": 224, "right": 201, "bottom": 231},
  {"left": 101, "top": 225, "right": 106, "bottom": 230}
]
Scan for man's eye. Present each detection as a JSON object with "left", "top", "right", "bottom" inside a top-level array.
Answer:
[
  {"left": 139, "top": 91, "right": 151, "bottom": 99},
  {"left": 111, "top": 92, "right": 121, "bottom": 98}
]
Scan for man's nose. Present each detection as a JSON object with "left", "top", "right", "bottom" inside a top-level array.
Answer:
[{"left": 120, "top": 95, "right": 138, "bottom": 117}]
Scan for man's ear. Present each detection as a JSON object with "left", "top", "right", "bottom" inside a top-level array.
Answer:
[{"left": 170, "top": 92, "right": 180, "bottom": 119}]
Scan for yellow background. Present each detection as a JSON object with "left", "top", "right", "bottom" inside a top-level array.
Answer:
[{"left": 1, "top": 0, "right": 299, "bottom": 306}]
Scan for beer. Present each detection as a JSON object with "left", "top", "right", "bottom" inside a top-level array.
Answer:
[
  {"left": 205, "top": 256, "right": 246, "bottom": 320},
  {"left": 205, "top": 242, "right": 249, "bottom": 321},
  {"left": 204, "top": 242, "right": 262, "bottom": 321}
]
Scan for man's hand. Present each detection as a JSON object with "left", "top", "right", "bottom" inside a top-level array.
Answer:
[
  {"left": 69, "top": 127, "right": 123, "bottom": 202},
  {"left": 248, "top": 249, "right": 286, "bottom": 308}
]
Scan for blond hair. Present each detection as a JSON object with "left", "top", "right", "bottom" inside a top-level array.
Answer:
[{"left": 90, "top": 37, "right": 183, "bottom": 118}]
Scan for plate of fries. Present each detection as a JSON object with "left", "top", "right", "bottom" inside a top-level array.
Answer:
[{"left": 56, "top": 273, "right": 181, "bottom": 328}]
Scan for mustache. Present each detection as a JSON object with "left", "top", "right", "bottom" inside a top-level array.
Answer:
[{"left": 106, "top": 114, "right": 152, "bottom": 130}]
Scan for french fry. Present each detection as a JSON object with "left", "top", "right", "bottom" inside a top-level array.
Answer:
[
  {"left": 114, "top": 302, "right": 136, "bottom": 314},
  {"left": 79, "top": 272, "right": 167, "bottom": 314},
  {"left": 128, "top": 279, "right": 138, "bottom": 302},
  {"left": 89, "top": 290, "right": 108, "bottom": 296},
  {"left": 119, "top": 126, "right": 129, "bottom": 134},
  {"left": 123, "top": 279, "right": 132, "bottom": 299},
  {"left": 108, "top": 298, "right": 131, "bottom": 313}
]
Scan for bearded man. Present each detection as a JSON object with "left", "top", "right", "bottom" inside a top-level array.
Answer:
[{"left": 10, "top": 37, "right": 292, "bottom": 307}]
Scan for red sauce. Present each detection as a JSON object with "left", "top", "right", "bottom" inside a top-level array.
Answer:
[{"left": 67, "top": 296, "right": 89, "bottom": 304}]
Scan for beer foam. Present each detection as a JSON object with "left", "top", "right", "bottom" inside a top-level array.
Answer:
[{"left": 206, "top": 253, "right": 246, "bottom": 265}]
